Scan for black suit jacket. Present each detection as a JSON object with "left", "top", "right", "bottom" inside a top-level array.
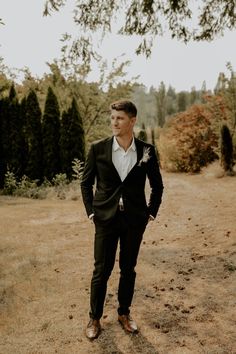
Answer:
[{"left": 81, "top": 137, "right": 163, "bottom": 225}]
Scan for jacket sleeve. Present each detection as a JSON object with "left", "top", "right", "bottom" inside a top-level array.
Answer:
[
  {"left": 80, "top": 144, "right": 96, "bottom": 217},
  {"left": 147, "top": 145, "right": 164, "bottom": 218}
]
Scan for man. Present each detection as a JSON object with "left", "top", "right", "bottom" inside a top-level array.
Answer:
[{"left": 81, "top": 100, "right": 163, "bottom": 340}]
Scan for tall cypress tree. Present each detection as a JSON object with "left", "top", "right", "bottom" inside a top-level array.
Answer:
[
  {"left": 60, "top": 97, "right": 85, "bottom": 179},
  {"left": 42, "top": 87, "right": 61, "bottom": 180},
  {"left": 177, "top": 91, "right": 188, "bottom": 112},
  {"left": 60, "top": 109, "right": 71, "bottom": 177},
  {"left": 137, "top": 122, "right": 148, "bottom": 142},
  {"left": 19, "top": 96, "right": 28, "bottom": 175},
  {"left": 156, "top": 82, "right": 166, "bottom": 127},
  {"left": 0, "top": 99, "right": 3, "bottom": 187},
  {"left": 151, "top": 127, "right": 155, "bottom": 146},
  {"left": 220, "top": 124, "right": 234, "bottom": 175},
  {"left": 0, "top": 98, "right": 8, "bottom": 187},
  {"left": 7, "top": 85, "right": 26, "bottom": 178},
  {"left": 25, "top": 90, "right": 43, "bottom": 181}
]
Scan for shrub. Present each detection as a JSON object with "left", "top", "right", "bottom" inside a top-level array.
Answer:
[
  {"left": 52, "top": 173, "right": 68, "bottom": 186},
  {"left": 159, "top": 105, "right": 218, "bottom": 173},
  {"left": 3, "top": 171, "right": 18, "bottom": 195},
  {"left": 51, "top": 173, "right": 68, "bottom": 199},
  {"left": 16, "top": 175, "right": 41, "bottom": 198},
  {"left": 72, "top": 158, "right": 84, "bottom": 182},
  {"left": 2, "top": 159, "right": 84, "bottom": 200},
  {"left": 3, "top": 172, "right": 44, "bottom": 199}
]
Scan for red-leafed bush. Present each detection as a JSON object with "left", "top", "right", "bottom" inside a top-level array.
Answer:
[{"left": 158, "top": 104, "right": 219, "bottom": 172}]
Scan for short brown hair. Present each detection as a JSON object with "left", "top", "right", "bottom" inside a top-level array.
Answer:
[{"left": 110, "top": 100, "right": 137, "bottom": 118}]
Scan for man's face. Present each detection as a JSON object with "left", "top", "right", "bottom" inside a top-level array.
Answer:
[{"left": 110, "top": 109, "right": 136, "bottom": 138}]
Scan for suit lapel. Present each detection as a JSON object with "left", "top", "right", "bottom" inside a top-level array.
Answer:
[
  {"left": 135, "top": 138, "right": 144, "bottom": 165},
  {"left": 106, "top": 137, "right": 122, "bottom": 182}
]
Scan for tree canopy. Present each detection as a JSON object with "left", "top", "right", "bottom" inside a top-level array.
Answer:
[{"left": 44, "top": 0, "right": 236, "bottom": 59}]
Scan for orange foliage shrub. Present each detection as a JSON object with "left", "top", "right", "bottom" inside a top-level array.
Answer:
[{"left": 158, "top": 104, "right": 219, "bottom": 172}]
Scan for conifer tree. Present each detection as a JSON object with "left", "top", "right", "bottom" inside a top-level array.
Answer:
[
  {"left": 60, "top": 97, "right": 85, "bottom": 179},
  {"left": 220, "top": 125, "right": 234, "bottom": 175},
  {"left": 42, "top": 87, "right": 61, "bottom": 180},
  {"left": 20, "top": 96, "right": 27, "bottom": 129},
  {"left": 156, "top": 82, "right": 166, "bottom": 127},
  {"left": 19, "top": 96, "right": 28, "bottom": 176},
  {"left": 151, "top": 128, "right": 155, "bottom": 146},
  {"left": 25, "top": 90, "right": 43, "bottom": 181},
  {"left": 150, "top": 127, "right": 160, "bottom": 164},
  {"left": 0, "top": 85, "right": 25, "bottom": 182},
  {"left": 137, "top": 123, "right": 148, "bottom": 142},
  {"left": 190, "top": 87, "right": 197, "bottom": 105},
  {"left": 60, "top": 109, "right": 71, "bottom": 176},
  {"left": 0, "top": 90, "right": 11, "bottom": 176},
  {"left": 177, "top": 91, "right": 188, "bottom": 112},
  {"left": 0, "top": 98, "right": 7, "bottom": 187},
  {"left": 7, "top": 85, "right": 26, "bottom": 178},
  {"left": 8, "top": 84, "right": 16, "bottom": 100}
]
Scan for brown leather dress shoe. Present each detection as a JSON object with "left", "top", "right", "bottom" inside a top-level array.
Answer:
[
  {"left": 85, "top": 319, "right": 101, "bottom": 340},
  {"left": 118, "top": 315, "right": 138, "bottom": 334}
]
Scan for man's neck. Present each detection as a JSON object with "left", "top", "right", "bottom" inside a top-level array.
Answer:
[{"left": 115, "top": 135, "right": 134, "bottom": 152}]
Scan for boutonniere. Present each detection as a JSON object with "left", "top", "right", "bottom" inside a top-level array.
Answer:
[{"left": 138, "top": 147, "right": 151, "bottom": 166}]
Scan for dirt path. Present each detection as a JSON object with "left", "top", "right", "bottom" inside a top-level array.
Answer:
[{"left": 0, "top": 171, "right": 236, "bottom": 354}]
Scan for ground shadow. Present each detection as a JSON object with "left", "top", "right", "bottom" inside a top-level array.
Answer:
[
  {"left": 96, "top": 326, "right": 159, "bottom": 354},
  {"left": 130, "top": 331, "right": 160, "bottom": 354}
]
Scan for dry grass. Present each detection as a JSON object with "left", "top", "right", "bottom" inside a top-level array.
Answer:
[{"left": 0, "top": 171, "right": 236, "bottom": 353}]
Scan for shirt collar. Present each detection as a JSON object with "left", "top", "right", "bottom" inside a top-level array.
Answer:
[{"left": 112, "top": 136, "right": 136, "bottom": 152}]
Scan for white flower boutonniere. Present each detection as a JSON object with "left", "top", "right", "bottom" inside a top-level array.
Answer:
[{"left": 138, "top": 147, "right": 151, "bottom": 166}]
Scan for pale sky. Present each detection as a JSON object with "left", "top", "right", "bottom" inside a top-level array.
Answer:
[{"left": 1, "top": 0, "right": 236, "bottom": 92}]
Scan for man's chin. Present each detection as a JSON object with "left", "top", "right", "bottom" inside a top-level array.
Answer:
[{"left": 113, "top": 131, "right": 120, "bottom": 136}]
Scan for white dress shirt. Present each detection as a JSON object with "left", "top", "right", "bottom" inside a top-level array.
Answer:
[{"left": 112, "top": 136, "right": 137, "bottom": 181}]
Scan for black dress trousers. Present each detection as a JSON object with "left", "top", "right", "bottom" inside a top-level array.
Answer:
[{"left": 89, "top": 210, "right": 146, "bottom": 320}]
